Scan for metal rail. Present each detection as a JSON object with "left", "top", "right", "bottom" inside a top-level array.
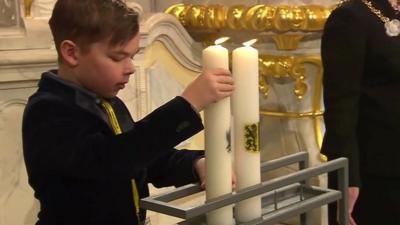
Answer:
[{"left": 141, "top": 152, "right": 348, "bottom": 225}]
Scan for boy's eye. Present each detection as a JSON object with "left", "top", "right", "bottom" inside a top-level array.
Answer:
[{"left": 109, "top": 56, "right": 124, "bottom": 62}]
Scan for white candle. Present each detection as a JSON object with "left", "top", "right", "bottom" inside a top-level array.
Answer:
[
  {"left": 203, "top": 37, "right": 234, "bottom": 225},
  {"left": 232, "top": 39, "right": 262, "bottom": 222}
]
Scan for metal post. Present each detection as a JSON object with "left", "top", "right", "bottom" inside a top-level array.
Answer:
[{"left": 337, "top": 159, "right": 349, "bottom": 225}]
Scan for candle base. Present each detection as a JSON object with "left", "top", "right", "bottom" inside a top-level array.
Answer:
[
  {"left": 141, "top": 153, "right": 349, "bottom": 225},
  {"left": 206, "top": 206, "right": 234, "bottom": 225},
  {"left": 234, "top": 196, "right": 262, "bottom": 223},
  {"left": 181, "top": 216, "right": 236, "bottom": 225}
]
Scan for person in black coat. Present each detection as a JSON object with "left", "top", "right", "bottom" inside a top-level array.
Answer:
[
  {"left": 321, "top": 0, "right": 400, "bottom": 224},
  {"left": 22, "top": 0, "right": 234, "bottom": 225}
]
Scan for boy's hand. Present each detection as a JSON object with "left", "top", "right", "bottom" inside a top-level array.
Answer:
[
  {"left": 194, "top": 157, "right": 206, "bottom": 189},
  {"left": 181, "top": 68, "right": 234, "bottom": 112},
  {"left": 194, "top": 157, "right": 237, "bottom": 191}
]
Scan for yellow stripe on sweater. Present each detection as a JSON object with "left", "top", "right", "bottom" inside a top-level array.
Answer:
[{"left": 100, "top": 100, "right": 140, "bottom": 218}]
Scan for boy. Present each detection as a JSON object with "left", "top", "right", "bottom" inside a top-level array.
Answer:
[{"left": 22, "top": 0, "right": 234, "bottom": 225}]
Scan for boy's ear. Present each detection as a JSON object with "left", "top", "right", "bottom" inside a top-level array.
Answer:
[{"left": 60, "top": 40, "right": 79, "bottom": 66}]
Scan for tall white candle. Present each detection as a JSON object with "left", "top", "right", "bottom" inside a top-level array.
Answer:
[
  {"left": 232, "top": 39, "right": 262, "bottom": 222},
  {"left": 203, "top": 37, "right": 234, "bottom": 225}
]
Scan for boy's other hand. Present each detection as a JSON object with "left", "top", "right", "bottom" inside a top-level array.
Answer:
[
  {"left": 194, "top": 157, "right": 237, "bottom": 191},
  {"left": 181, "top": 68, "right": 234, "bottom": 112},
  {"left": 194, "top": 157, "right": 206, "bottom": 189}
]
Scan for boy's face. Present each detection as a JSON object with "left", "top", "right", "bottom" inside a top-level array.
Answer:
[{"left": 74, "top": 34, "right": 139, "bottom": 99}]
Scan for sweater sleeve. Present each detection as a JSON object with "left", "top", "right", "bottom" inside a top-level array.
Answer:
[
  {"left": 321, "top": 6, "right": 367, "bottom": 187},
  {"left": 22, "top": 96, "right": 204, "bottom": 181},
  {"left": 146, "top": 149, "right": 204, "bottom": 188}
]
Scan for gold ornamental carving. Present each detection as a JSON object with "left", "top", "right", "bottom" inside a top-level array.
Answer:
[
  {"left": 24, "top": 0, "right": 34, "bottom": 17},
  {"left": 258, "top": 54, "right": 323, "bottom": 109},
  {"left": 271, "top": 35, "right": 305, "bottom": 50},
  {"left": 165, "top": 4, "right": 333, "bottom": 32},
  {"left": 258, "top": 54, "right": 320, "bottom": 100},
  {"left": 258, "top": 54, "right": 326, "bottom": 161},
  {"left": 165, "top": 4, "right": 335, "bottom": 50}
]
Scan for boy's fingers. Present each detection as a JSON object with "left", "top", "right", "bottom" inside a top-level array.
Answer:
[
  {"left": 217, "top": 91, "right": 233, "bottom": 100},
  {"left": 216, "top": 75, "right": 234, "bottom": 84},
  {"left": 207, "top": 68, "right": 231, "bottom": 76},
  {"left": 218, "top": 83, "right": 235, "bottom": 92},
  {"left": 200, "top": 181, "right": 206, "bottom": 190}
]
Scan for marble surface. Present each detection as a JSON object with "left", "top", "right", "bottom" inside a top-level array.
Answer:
[
  {"left": 0, "top": 46, "right": 57, "bottom": 225},
  {"left": 30, "top": 0, "right": 56, "bottom": 18},
  {"left": 0, "top": 101, "right": 40, "bottom": 225}
]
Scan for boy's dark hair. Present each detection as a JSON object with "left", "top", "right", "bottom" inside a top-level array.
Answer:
[{"left": 49, "top": 0, "right": 139, "bottom": 59}]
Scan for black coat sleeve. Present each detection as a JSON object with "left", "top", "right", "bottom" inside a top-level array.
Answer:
[
  {"left": 321, "top": 6, "right": 367, "bottom": 187},
  {"left": 146, "top": 149, "right": 204, "bottom": 188},
  {"left": 22, "top": 96, "right": 203, "bottom": 181}
]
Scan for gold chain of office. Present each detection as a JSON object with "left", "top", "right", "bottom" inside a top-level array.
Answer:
[
  {"left": 338, "top": 0, "right": 397, "bottom": 23},
  {"left": 362, "top": 0, "right": 400, "bottom": 36},
  {"left": 362, "top": 0, "right": 391, "bottom": 23}
]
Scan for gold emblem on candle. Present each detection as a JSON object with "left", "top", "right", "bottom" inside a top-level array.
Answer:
[{"left": 244, "top": 123, "right": 259, "bottom": 153}]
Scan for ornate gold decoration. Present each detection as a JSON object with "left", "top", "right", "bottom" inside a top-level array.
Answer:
[
  {"left": 186, "top": 5, "right": 206, "bottom": 27},
  {"left": 274, "top": 6, "right": 300, "bottom": 31},
  {"left": 205, "top": 5, "right": 227, "bottom": 29},
  {"left": 260, "top": 110, "right": 323, "bottom": 118},
  {"left": 242, "top": 5, "right": 275, "bottom": 31},
  {"left": 271, "top": 35, "right": 304, "bottom": 50},
  {"left": 24, "top": 0, "right": 34, "bottom": 17},
  {"left": 259, "top": 55, "right": 309, "bottom": 100},
  {"left": 226, "top": 5, "right": 247, "bottom": 30},
  {"left": 244, "top": 123, "right": 260, "bottom": 153},
  {"left": 303, "top": 5, "right": 330, "bottom": 31},
  {"left": 259, "top": 54, "right": 326, "bottom": 161},
  {"left": 165, "top": 4, "right": 332, "bottom": 32},
  {"left": 166, "top": 4, "right": 333, "bottom": 49},
  {"left": 165, "top": 4, "right": 189, "bottom": 26}
]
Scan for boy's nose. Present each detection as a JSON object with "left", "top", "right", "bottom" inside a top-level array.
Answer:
[
  {"left": 125, "top": 60, "right": 135, "bottom": 76},
  {"left": 125, "top": 67, "right": 135, "bottom": 76}
]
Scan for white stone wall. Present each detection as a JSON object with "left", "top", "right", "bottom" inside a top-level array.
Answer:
[{"left": 0, "top": 49, "right": 57, "bottom": 225}]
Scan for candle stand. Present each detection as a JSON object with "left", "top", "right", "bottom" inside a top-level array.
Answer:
[{"left": 141, "top": 152, "right": 349, "bottom": 225}]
